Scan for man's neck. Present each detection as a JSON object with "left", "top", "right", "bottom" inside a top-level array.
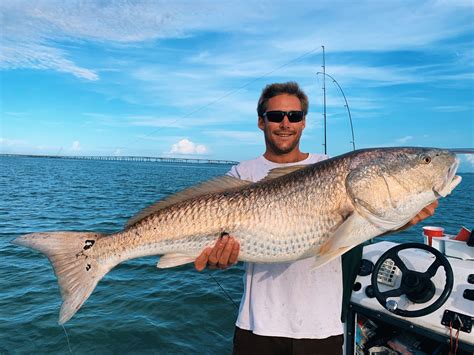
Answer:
[{"left": 263, "top": 150, "right": 309, "bottom": 164}]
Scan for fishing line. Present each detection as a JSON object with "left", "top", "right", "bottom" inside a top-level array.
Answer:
[
  {"left": 118, "top": 46, "right": 322, "bottom": 152},
  {"left": 207, "top": 272, "right": 239, "bottom": 310},
  {"left": 61, "top": 324, "right": 73, "bottom": 355}
]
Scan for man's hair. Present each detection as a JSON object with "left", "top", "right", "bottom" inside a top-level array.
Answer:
[{"left": 257, "top": 81, "right": 309, "bottom": 117}]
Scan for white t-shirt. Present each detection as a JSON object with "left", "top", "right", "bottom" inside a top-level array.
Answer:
[{"left": 228, "top": 154, "right": 344, "bottom": 339}]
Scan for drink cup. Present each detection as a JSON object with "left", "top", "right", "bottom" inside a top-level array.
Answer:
[
  {"left": 454, "top": 226, "right": 471, "bottom": 242},
  {"left": 423, "top": 226, "right": 444, "bottom": 246}
]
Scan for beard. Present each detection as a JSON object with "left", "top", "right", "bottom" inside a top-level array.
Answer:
[{"left": 264, "top": 131, "right": 302, "bottom": 155}]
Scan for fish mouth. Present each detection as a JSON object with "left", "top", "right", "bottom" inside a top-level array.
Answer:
[{"left": 434, "top": 158, "right": 462, "bottom": 197}]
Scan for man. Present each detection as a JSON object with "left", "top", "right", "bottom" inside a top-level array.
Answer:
[{"left": 195, "top": 82, "right": 437, "bottom": 354}]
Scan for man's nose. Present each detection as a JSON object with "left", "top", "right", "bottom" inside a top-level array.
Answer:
[{"left": 279, "top": 114, "right": 291, "bottom": 128}]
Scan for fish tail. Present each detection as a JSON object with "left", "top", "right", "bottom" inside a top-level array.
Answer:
[{"left": 13, "top": 231, "right": 113, "bottom": 324}]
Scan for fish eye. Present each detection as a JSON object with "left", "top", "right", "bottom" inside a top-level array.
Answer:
[{"left": 422, "top": 156, "right": 431, "bottom": 164}]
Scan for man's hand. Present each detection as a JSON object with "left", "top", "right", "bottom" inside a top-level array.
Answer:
[
  {"left": 397, "top": 200, "right": 439, "bottom": 232},
  {"left": 194, "top": 234, "right": 240, "bottom": 272}
]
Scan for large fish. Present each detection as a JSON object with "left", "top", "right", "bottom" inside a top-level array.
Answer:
[{"left": 13, "top": 147, "right": 461, "bottom": 324}]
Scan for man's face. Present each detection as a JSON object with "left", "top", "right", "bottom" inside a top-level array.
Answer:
[{"left": 258, "top": 94, "right": 306, "bottom": 155}]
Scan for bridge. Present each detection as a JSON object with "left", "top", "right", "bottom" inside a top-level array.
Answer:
[{"left": 1, "top": 154, "right": 239, "bottom": 165}]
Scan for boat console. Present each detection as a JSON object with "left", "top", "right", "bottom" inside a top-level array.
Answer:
[{"left": 346, "top": 240, "right": 474, "bottom": 354}]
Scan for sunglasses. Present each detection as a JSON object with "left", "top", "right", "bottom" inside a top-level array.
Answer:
[{"left": 263, "top": 110, "right": 305, "bottom": 123}]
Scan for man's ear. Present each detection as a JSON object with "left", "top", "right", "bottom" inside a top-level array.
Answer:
[{"left": 258, "top": 116, "right": 265, "bottom": 131}]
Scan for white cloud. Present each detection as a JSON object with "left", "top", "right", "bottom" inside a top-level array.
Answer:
[
  {"left": 71, "top": 140, "right": 81, "bottom": 151},
  {"left": 205, "top": 130, "right": 262, "bottom": 144},
  {"left": 2, "top": 111, "right": 28, "bottom": 117},
  {"left": 169, "top": 139, "right": 207, "bottom": 155},
  {"left": 1, "top": 1, "right": 261, "bottom": 43},
  {"left": 432, "top": 105, "right": 471, "bottom": 113},
  {"left": 0, "top": 137, "right": 27, "bottom": 146},
  {"left": 188, "top": 51, "right": 211, "bottom": 64},
  {"left": 128, "top": 115, "right": 186, "bottom": 129},
  {"left": 396, "top": 136, "right": 414, "bottom": 144},
  {"left": 2, "top": 1, "right": 472, "bottom": 83},
  {"left": 0, "top": 1, "right": 262, "bottom": 80},
  {"left": 0, "top": 41, "right": 98, "bottom": 81},
  {"left": 271, "top": 2, "right": 473, "bottom": 54}
]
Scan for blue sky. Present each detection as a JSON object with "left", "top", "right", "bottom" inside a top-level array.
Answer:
[{"left": 1, "top": 1, "right": 473, "bottom": 170}]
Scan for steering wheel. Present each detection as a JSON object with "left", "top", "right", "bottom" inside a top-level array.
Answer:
[{"left": 371, "top": 243, "right": 454, "bottom": 317}]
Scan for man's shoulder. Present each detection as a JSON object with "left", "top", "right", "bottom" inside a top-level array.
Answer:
[
  {"left": 227, "top": 156, "right": 266, "bottom": 181},
  {"left": 234, "top": 156, "right": 265, "bottom": 169},
  {"left": 228, "top": 153, "right": 329, "bottom": 182},
  {"left": 235, "top": 153, "right": 328, "bottom": 167},
  {"left": 306, "top": 153, "right": 329, "bottom": 164}
]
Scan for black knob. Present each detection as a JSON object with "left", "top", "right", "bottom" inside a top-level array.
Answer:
[
  {"left": 463, "top": 289, "right": 474, "bottom": 301},
  {"left": 365, "top": 285, "right": 375, "bottom": 298},
  {"left": 358, "top": 259, "right": 374, "bottom": 276},
  {"left": 353, "top": 282, "right": 362, "bottom": 292}
]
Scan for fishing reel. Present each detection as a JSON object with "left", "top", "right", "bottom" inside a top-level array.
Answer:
[{"left": 371, "top": 243, "right": 454, "bottom": 317}]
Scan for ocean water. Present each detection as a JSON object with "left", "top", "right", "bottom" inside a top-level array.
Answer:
[{"left": 0, "top": 156, "right": 472, "bottom": 354}]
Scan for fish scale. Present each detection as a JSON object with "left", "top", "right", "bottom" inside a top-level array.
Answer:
[{"left": 12, "top": 147, "right": 461, "bottom": 324}]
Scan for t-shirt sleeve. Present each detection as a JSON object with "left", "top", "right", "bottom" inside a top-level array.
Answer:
[{"left": 227, "top": 164, "right": 241, "bottom": 179}]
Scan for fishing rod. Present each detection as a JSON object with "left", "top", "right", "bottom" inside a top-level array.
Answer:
[
  {"left": 321, "top": 46, "right": 327, "bottom": 154},
  {"left": 316, "top": 71, "right": 356, "bottom": 152}
]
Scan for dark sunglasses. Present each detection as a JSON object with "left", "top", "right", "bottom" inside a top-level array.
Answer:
[{"left": 263, "top": 110, "right": 305, "bottom": 123}]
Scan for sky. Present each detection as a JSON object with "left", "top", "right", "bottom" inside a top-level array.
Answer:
[{"left": 0, "top": 0, "right": 473, "bottom": 171}]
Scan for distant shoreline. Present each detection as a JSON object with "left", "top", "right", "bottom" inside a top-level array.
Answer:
[
  {"left": 0, "top": 153, "right": 239, "bottom": 165},
  {"left": 4, "top": 154, "right": 471, "bottom": 172}
]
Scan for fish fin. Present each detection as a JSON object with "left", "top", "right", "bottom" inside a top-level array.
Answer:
[
  {"left": 357, "top": 208, "right": 412, "bottom": 231},
  {"left": 261, "top": 165, "right": 308, "bottom": 181},
  {"left": 126, "top": 175, "right": 252, "bottom": 229},
  {"left": 314, "top": 212, "right": 386, "bottom": 269},
  {"left": 157, "top": 253, "right": 195, "bottom": 268},
  {"left": 318, "top": 212, "right": 371, "bottom": 253},
  {"left": 312, "top": 246, "right": 352, "bottom": 269},
  {"left": 12, "top": 231, "right": 114, "bottom": 324}
]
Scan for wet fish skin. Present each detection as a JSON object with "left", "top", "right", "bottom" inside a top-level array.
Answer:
[{"left": 12, "top": 147, "right": 461, "bottom": 324}]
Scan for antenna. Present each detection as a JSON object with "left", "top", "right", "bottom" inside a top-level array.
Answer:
[{"left": 321, "top": 45, "right": 327, "bottom": 154}]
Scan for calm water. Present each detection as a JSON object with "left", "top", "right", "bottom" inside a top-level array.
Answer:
[{"left": 0, "top": 156, "right": 472, "bottom": 354}]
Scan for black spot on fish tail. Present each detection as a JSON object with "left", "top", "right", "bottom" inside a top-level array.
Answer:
[
  {"left": 83, "top": 240, "right": 95, "bottom": 250},
  {"left": 85, "top": 264, "right": 91, "bottom": 271}
]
